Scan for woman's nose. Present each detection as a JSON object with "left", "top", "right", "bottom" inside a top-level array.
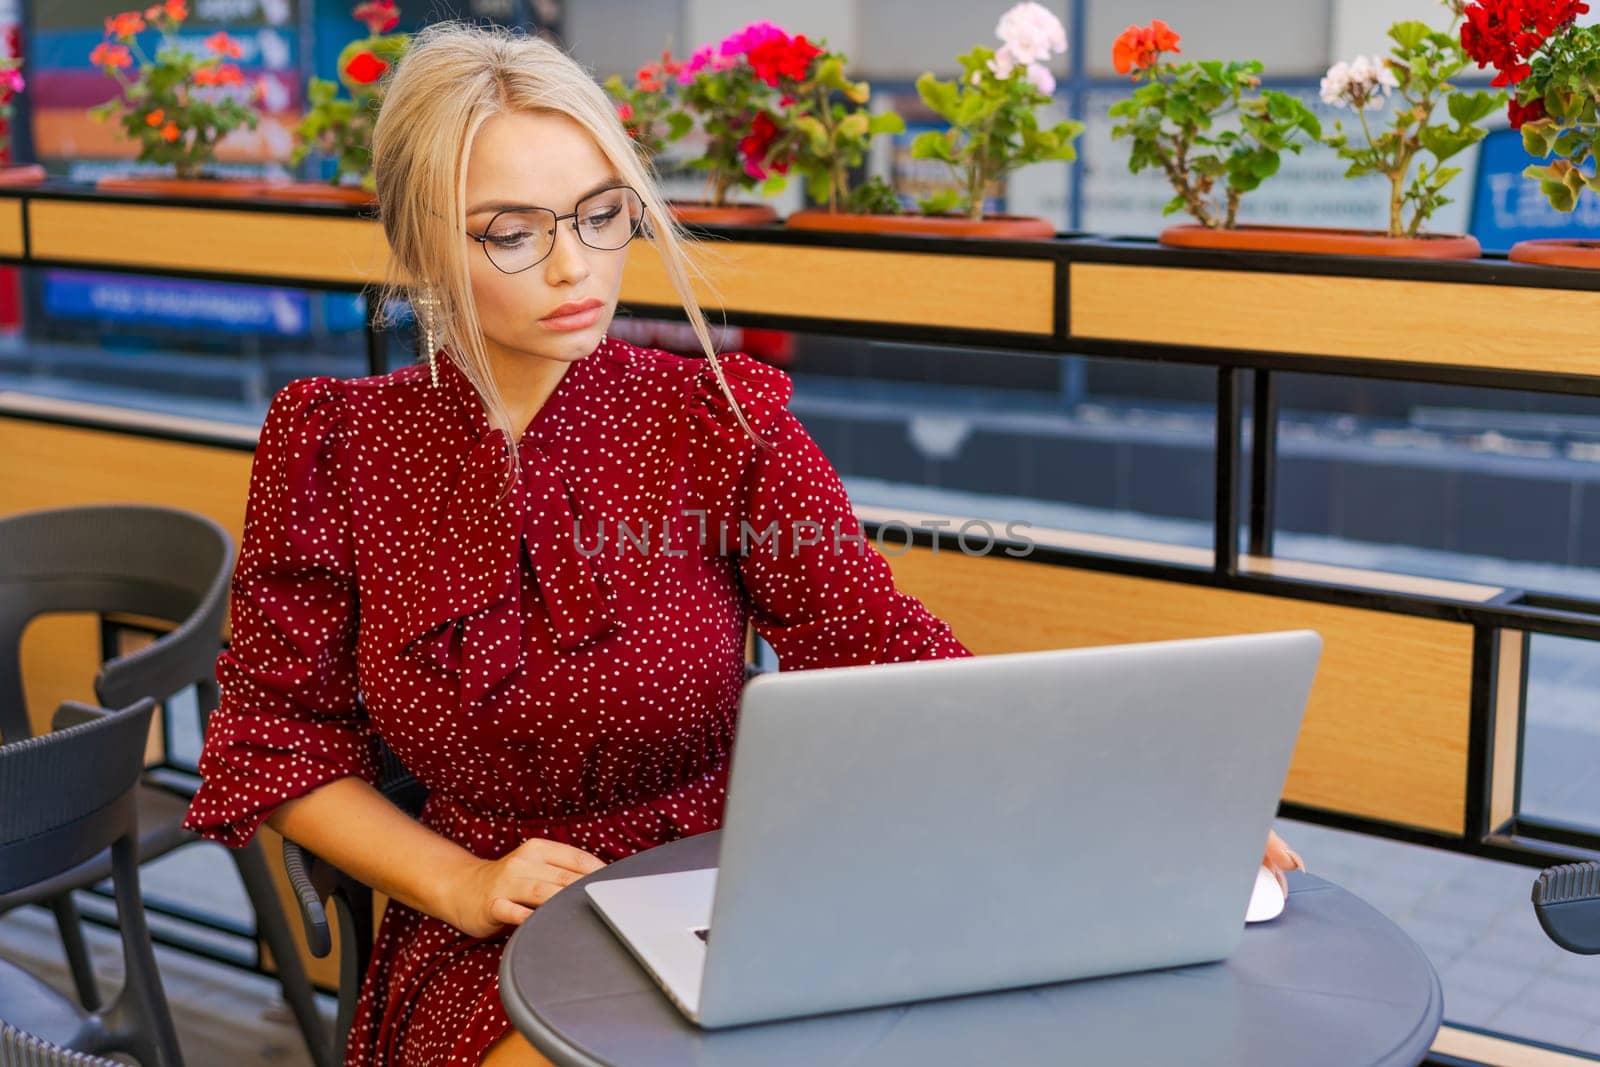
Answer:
[{"left": 544, "top": 221, "right": 592, "bottom": 284}]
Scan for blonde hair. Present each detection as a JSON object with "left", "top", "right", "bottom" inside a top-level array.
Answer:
[{"left": 370, "top": 19, "right": 768, "bottom": 494}]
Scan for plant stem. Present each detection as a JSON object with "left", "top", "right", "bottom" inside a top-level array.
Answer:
[{"left": 1158, "top": 130, "right": 1216, "bottom": 228}]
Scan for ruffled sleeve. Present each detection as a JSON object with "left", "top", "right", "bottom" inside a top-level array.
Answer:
[
  {"left": 182, "top": 376, "right": 380, "bottom": 848},
  {"left": 688, "top": 352, "right": 973, "bottom": 671}
]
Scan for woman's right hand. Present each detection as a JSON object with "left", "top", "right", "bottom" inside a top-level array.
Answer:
[{"left": 446, "top": 838, "right": 608, "bottom": 938}]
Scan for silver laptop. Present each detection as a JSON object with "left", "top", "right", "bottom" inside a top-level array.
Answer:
[{"left": 585, "top": 630, "right": 1322, "bottom": 1029}]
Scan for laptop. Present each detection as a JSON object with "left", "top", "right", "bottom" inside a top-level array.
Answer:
[{"left": 585, "top": 630, "right": 1322, "bottom": 1029}]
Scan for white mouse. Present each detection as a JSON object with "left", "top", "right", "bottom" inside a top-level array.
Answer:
[{"left": 1246, "top": 864, "right": 1286, "bottom": 923}]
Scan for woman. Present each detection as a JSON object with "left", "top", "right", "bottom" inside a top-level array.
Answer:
[{"left": 183, "top": 20, "right": 1303, "bottom": 1067}]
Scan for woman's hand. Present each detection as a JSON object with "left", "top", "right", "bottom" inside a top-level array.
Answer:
[
  {"left": 1263, "top": 829, "right": 1305, "bottom": 896},
  {"left": 445, "top": 838, "right": 608, "bottom": 938}
]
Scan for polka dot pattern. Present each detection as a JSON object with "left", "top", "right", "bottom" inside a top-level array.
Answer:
[{"left": 181, "top": 334, "right": 972, "bottom": 1065}]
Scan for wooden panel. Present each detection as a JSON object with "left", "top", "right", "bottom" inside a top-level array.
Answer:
[
  {"left": 0, "top": 197, "right": 24, "bottom": 257},
  {"left": 623, "top": 240, "right": 1056, "bottom": 335},
  {"left": 1490, "top": 630, "right": 1526, "bottom": 832},
  {"left": 17, "top": 614, "right": 98, "bottom": 740},
  {"left": 1239, "top": 555, "right": 1503, "bottom": 603},
  {"left": 27, "top": 200, "right": 390, "bottom": 285},
  {"left": 1434, "top": 1026, "right": 1598, "bottom": 1066},
  {"left": 1070, "top": 263, "right": 1600, "bottom": 379},
  {"left": 0, "top": 416, "right": 254, "bottom": 646},
  {"left": 884, "top": 544, "right": 1475, "bottom": 835}
]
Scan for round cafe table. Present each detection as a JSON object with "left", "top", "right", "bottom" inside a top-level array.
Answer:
[{"left": 501, "top": 830, "right": 1443, "bottom": 1067}]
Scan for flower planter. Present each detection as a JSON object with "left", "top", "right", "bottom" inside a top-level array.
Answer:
[
  {"left": 0, "top": 164, "right": 45, "bottom": 186},
  {"left": 95, "top": 174, "right": 277, "bottom": 200},
  {"left": 784, "top": 209, "right": 1057, "bottom": 239},
  {"left": 254, "top": 180, "right": 377, "bottom": 206},
  {"left": 668, "top": 201, "right": 779, "bottom": 226},
  {"left": 1159, "top": 223, "right": 1481, "bottom": 260},
  {"left": 1508, "top": 239, "right": 1600, "bottom": 270}
]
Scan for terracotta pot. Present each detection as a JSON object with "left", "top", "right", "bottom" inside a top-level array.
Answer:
[
  {"left": 668, "top": 201, "right": 779, "bottom": 226},
  {"left": 1508, "top": 238, "right": 1600, "bottom": 269},
  {"left": 785, "top": 208, "right": 1057, "bottom": 239},
  {"left": 253, "top": 180, "right": 378, "bottom": 206},
  {"left": 0, "top": 164, "right": 45, "bottom": 187},
  {"left": 96, "top": 174, "right": 278, "bottom": 199},
  {"left": 1159, "top": 223, "right": 1481, "bottom": 260}
]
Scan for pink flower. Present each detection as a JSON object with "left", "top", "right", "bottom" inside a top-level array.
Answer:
[
  {"left": 678, "top": 43, "right": 738, "bottom": 84},
  {"left": 0, "top": 68, "right": 23, "bottom": 94},
  {"left": 995, "top": 2, "right": 1067, "bottom": 64},
  {"left": 718, "top": 21, "right": 789, "bottom": 57},
  {"left": 984, "top": 41, "right": 1056, "bottom": 93}
]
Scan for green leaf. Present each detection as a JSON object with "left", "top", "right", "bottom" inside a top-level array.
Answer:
[
  {"left": 1447, "top": 90, "right": 1499, "bottom": 126},
  {"left": 1418, "top": 125, "right": 1478, "bottom": 162},
  {"left": 915, "top": 72, "right": 960, "bottom": 123},
  {"left": 1523, "top": 118, "right": 1560, "bottom": 158},
  {"left": 1389, "top": 21, "right": 1430, "bottom": 53},
  {"left": 916, "top": 188, "right": 964, "bottom": 214},
  {"left": 867, "top": 110, "right": 905, "bottom": 136},
  {"left": 1542, "top": 177, "right": 1577, "bottom": 212},
  {"left": 909, "top": 129, "right": 955, "bottom": 162}
]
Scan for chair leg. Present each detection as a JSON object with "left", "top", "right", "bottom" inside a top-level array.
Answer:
[
  {"left": 108, "top": 835, "right": 185, "bottom": 1067},
  {"left": 48, "top": 892, "right": 103, "bottom": 1010},
  {"left": 232, "top": 839, "right": 338, "bottom": 1067}
]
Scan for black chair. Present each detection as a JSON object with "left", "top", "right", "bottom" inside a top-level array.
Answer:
[
  {"left": 1532, "top": 861, "right": 1600, "bottom": 954},
  {"left": 0, "top": 1019, "right": 127, "bottom": 1066},
  {"left": 0, "top": 696, "right": 183, "bottom": 1066},
  {"left": 0, "top": 504, "right": 332, "bottom": 1067},
  {"left": 282, "top": 661, "right": 773, "bottom": 1060}
]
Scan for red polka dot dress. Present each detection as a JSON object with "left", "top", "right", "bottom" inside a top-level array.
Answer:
[{"left": 181, "top": 334, "right": 973, "bottom": 1065}]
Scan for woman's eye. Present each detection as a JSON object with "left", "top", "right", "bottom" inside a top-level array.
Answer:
[
  {"left": 582, "top": 209, "right": 621, "bottom": 228},
  {"left": 487, "top": 231, "right": 531, "bottom": 246}
]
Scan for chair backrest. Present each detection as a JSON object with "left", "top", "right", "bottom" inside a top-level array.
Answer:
[
  {"left": 0, "top": 505, "right": 233, "bottom": 742},
  {"left": 0, "top": 698, "right": 157, "bottom": 895},
  {"left": 0, "top": 1020, "right": 124, "bottom": 1066}
]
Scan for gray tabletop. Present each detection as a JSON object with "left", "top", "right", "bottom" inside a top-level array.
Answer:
[{"left": 501, "top": 830, "right": 1443, "bottom": 1067}]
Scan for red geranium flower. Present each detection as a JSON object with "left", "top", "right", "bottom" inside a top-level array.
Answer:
[
  {"left": 205, "top": 31, "right": 244, "bottom": 58},
  {"left": 1461, "top": 0, "right": 1589, "bottom": 85},
  {"left": 90, "top": 42, "right": 133, "bottom": 69},
  {"left": 353, "top": 0, "right": 400, "bottom": 35},
  {"left": 1508, "top": 95, "right": 1549, "bottom": 129},
  {"left": 738, "top": 110, "right": 781, "bottom": 179},
  {"left": 345, "top": 50, "right": 389, "bottom": 84},
  {"left": 165, "top": 0, "right": 187, "bottom": 19},
  {"left": 105, "top": 11, "right": 146, "bottom": 38},
  {"left": 1112, "top": 19, "right": 1181, "bottom": 77},
  {"left": 145, "top": 108, "right": 165, "bottom": 126},
  {"left": 160, "top": 122, "right": 180, "bottom": 142},
  {"left": 746, "top": 33, "right": 820, "bottom": 86}
]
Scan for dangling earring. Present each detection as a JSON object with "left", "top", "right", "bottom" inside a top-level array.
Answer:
[{"left": 415, "top": 288, "right": 441, "bottom": 386}]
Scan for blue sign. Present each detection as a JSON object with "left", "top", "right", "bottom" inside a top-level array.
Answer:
[
  {"left": 1468, "top": 126, "right": 1600, "bottom": 252},
  {"left": 44, "top": 270, "right": 311, "bottom": 336}
]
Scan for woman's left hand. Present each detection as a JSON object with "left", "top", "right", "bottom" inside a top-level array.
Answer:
[{"left": 1263, "top": 829, "right": 1305, "bottom": 895}]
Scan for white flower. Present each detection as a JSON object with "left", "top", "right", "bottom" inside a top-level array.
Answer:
[
  {"left": 995, "top": 2, "right": 1067, "bottom": 65},
  {"left": 1319, "top": 61, "right": 1351, "bottom": 107},
  {"left": 987, "top": 42, "right": 1018, "bottom": 80},
  {"left": 1320, "top": 54, "right": 1397, "bottom": 110},
  {"left": 1026, "top": 62, "right": 1056, "bottom": 95}
]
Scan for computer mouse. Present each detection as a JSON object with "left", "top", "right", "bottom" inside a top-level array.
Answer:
[{"left": 1246, "top": 864, "right": 1286, "bottom": 923}]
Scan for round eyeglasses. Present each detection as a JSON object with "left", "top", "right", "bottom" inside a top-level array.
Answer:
[{"left": 467, "top": 184, "right": 647, "bottom": 275}]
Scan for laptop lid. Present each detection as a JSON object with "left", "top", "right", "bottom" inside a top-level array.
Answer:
[{"left": 695, "top": 630, "right": 1322, "bottom": 1028}]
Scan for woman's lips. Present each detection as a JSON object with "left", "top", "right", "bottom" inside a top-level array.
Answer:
[{"left": 541, "top": 300, "right": 604, "bottom": 331}]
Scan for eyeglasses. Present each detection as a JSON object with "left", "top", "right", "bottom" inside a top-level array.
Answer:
[{"left": 466, "top": 184, "right": 647, "bottom": 274}]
